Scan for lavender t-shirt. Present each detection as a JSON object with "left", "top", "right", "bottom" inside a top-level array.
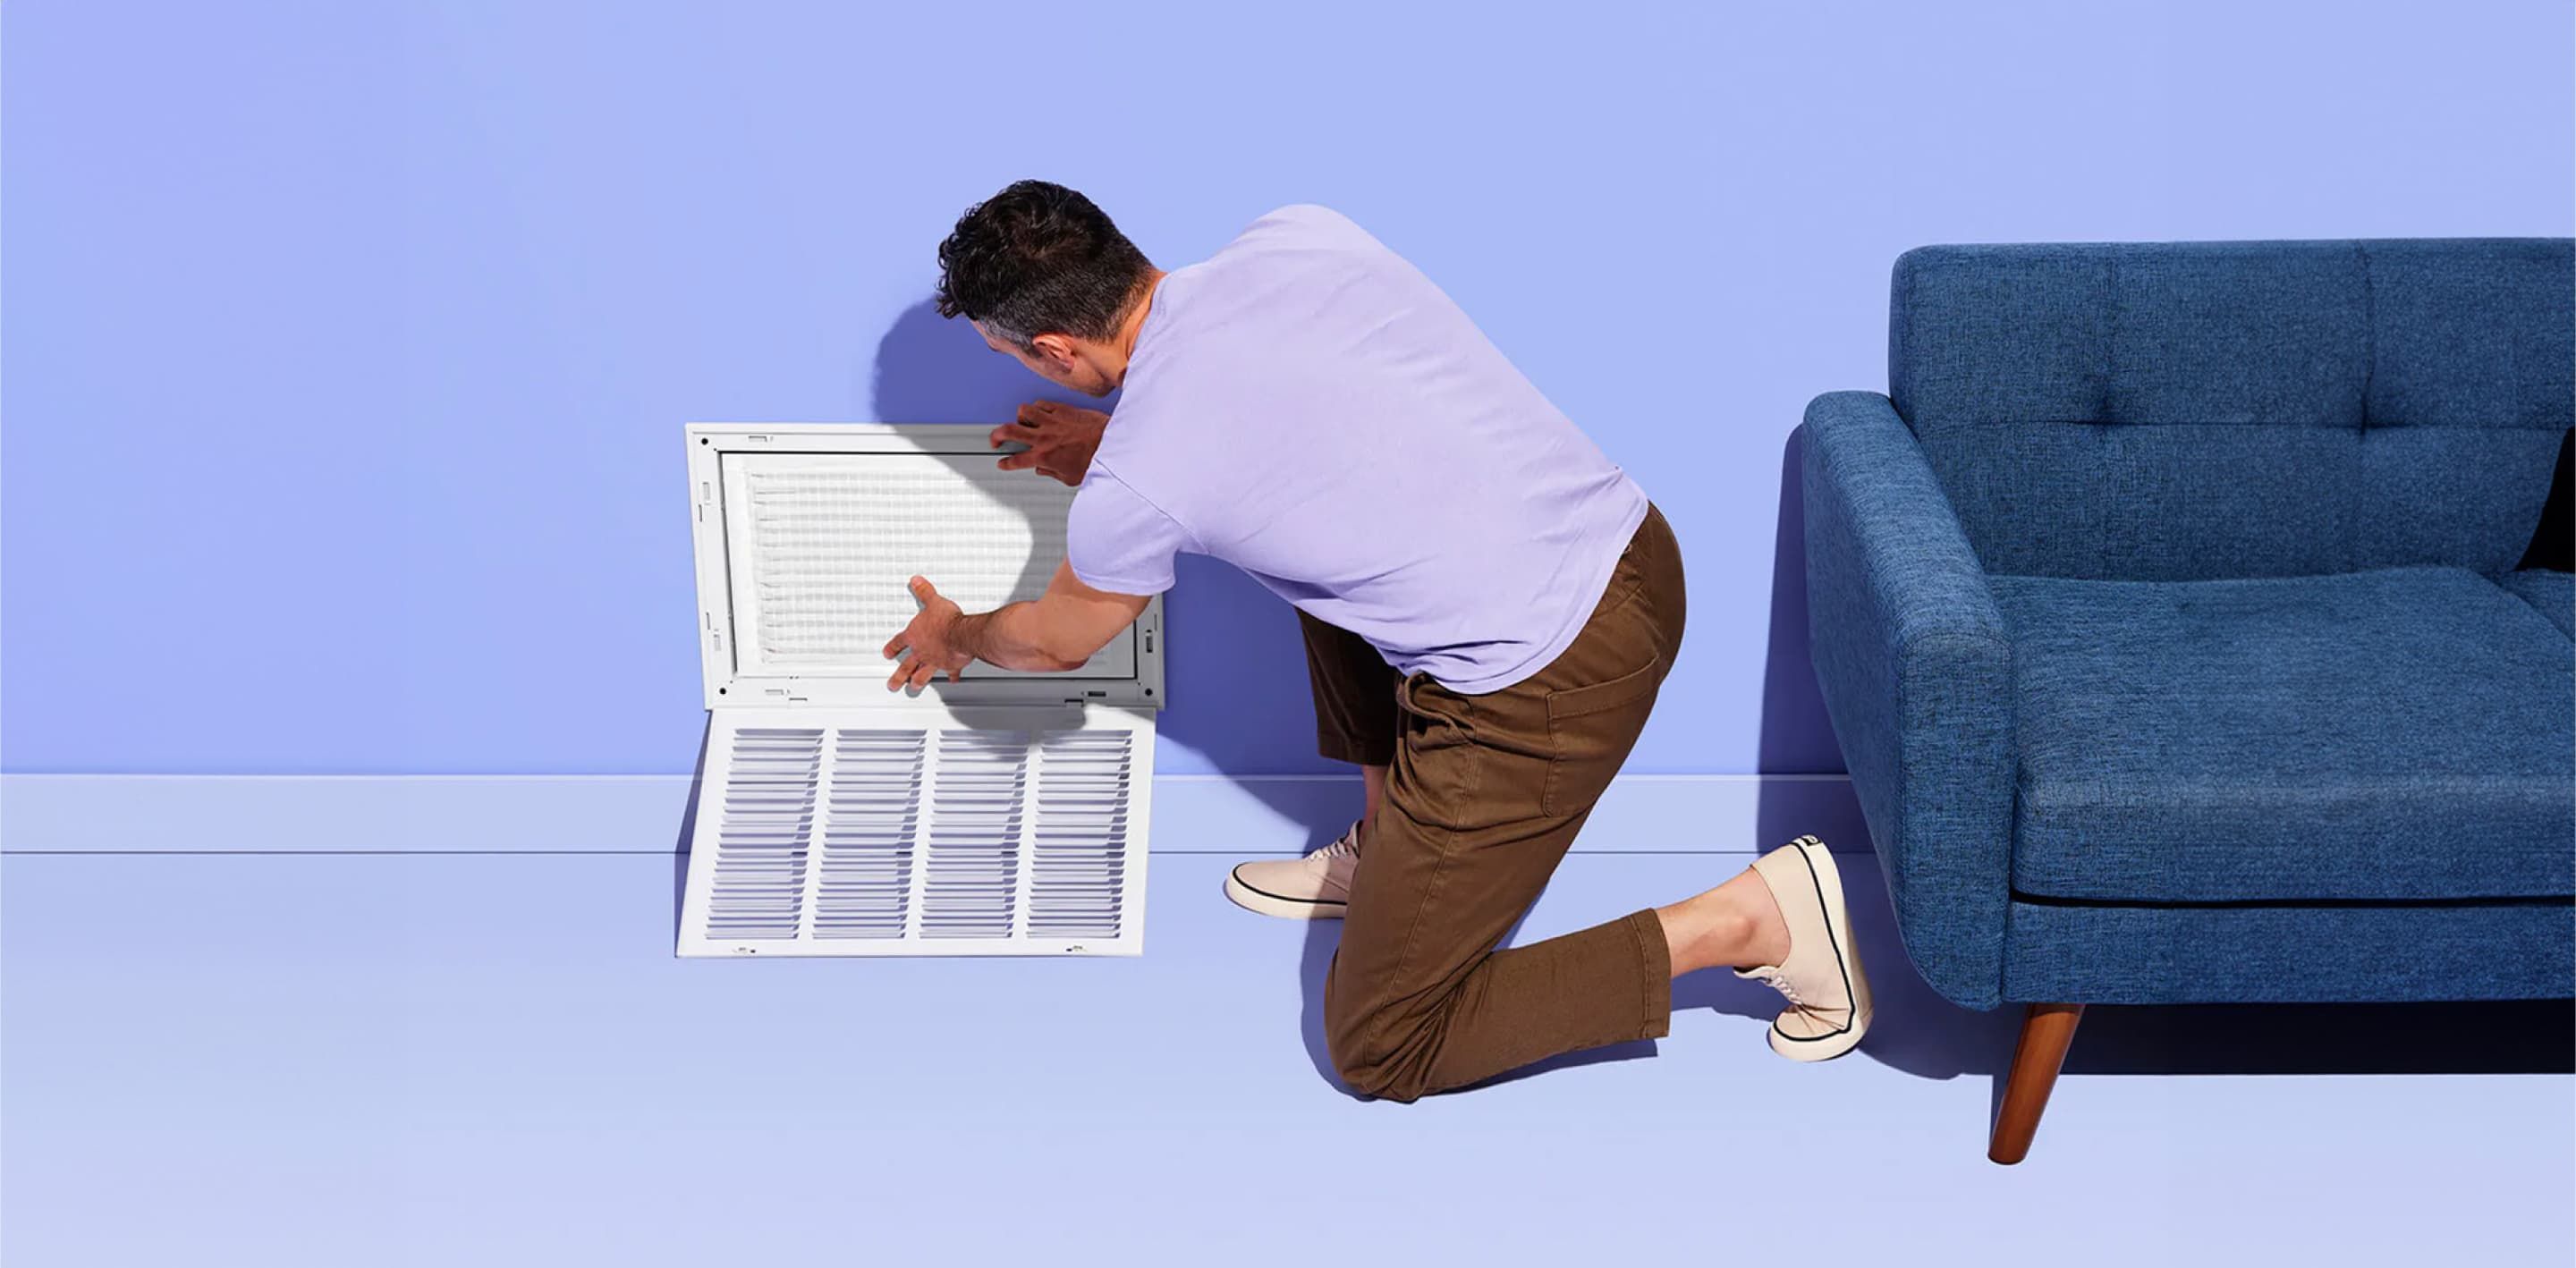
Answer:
[{"left": 1064, "top": 205, "right": 1649, "bottom": 695}]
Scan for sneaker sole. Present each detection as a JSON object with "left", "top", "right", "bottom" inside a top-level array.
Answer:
[
  {"left": 1766, "top": 835, "right": 1873, "bottom": 1063},
  {"left": 1224, "top": 866, "right": 1348, "bottom": 921}
]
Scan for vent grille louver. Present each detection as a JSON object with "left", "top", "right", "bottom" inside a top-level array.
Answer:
[
  {"left": 704, "top": 727, "right": 823, "bottom": 941},
  {"left": 918, "top": 730, "right": 1030, "bottom": 939},
  {"left": 678, "top": 713, "right": 1149, "bottom": 955},
  {"left": 1029, "top": 731, "right": 1133, "bottom": 939},
  {"left": 813, "top": 730, "right": 927, "bottom": 939}
]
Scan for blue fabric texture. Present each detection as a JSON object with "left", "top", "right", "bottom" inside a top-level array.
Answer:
[
  {"left": 1808, "top": 239, "right": 2576, "bottom": 1010},
  {"left": 1799, "top": 391, "right": 2016, "bottom": 1010},
  {"left": 1889, "top": 240, "right": 2573, "bottom": 580},
  {"left": 2500, "top": 569, "right": 2576, "bottom": 638},
  {"left": 1995, "top": 566, "right": 2575, "bottom": 902},
  {"left": 2004, "top": 901, "right": 2575, "bottom": 1004}
]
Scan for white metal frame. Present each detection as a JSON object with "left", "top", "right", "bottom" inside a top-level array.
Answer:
[{"left": 686, "top": 423, "right": 1165, "bottom": 711}]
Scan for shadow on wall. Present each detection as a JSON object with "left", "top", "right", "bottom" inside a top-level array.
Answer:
[
  {"left": 671, "top": 712, "right": 709, "bottom": 941},
  {"left": 1751, "top": 427, "right": 1859, "bottom": 842},
  {"left": 869, "top": 297, "right": 1350, "bottom": 788},
  {"left": 871, "top": 297, "right": 1109, "bottom": 425}
]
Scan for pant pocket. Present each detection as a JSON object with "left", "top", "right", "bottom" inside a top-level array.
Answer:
[
  {"left": 1541, "top": 652, "right": 1663, "bottom": 818},
  {"left": 1395, "top": 673, "right": 1550, "bottom": 831}
]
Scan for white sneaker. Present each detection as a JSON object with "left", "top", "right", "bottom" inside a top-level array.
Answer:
[
  {"left": 1736, "top": 834, "right": 1874, "bottom": 1061},
  {"left": 1224, "top": 821, "right": 1362, "bottom": 919}
]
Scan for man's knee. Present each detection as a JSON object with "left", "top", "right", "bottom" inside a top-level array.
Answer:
[{"left": 1324, "top": 993, "right": 1435, "bottom": 1103}]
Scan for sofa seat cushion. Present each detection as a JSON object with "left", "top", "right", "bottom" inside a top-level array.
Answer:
[
  {"left": 1991, "top": 565, "right": 2574, "bottom": 902},
  {"left": 2498, "top": 569, "right": 2574, "bottom": 638}
]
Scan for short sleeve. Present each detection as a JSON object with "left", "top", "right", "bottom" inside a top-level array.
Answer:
[{"left": 1065, "top": 470, "right": 1191, "bottom": 596}]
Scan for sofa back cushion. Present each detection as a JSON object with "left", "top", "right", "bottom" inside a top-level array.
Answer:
[{"left": 1890, "top": 240, "right": 2573, "bottom": 579}]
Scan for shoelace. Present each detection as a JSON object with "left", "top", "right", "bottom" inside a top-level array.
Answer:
[
  {"left": 1749, "top": 967, "right": 1804, "bottom": 1006},
  {"left": 1311, "top": 824, "right": 1361, "bottom": 862}
]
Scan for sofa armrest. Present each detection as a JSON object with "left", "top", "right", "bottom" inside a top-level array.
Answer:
[{"left": 1800, "top": 391, "right": 2016, "bottom": 1010}]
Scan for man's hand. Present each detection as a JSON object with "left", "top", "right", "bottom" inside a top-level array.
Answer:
[
  {"left": 989, "top": 401, "right": 1108, "bottom": 486},
  {"left": 881, "top": 576, "right": 973, "bottom": 692}
]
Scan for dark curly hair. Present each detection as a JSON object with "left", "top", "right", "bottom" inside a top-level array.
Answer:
[{"left": 935, "top": 181, "right": 1155, "bottom": 351}]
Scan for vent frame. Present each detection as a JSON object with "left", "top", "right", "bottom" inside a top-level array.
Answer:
[{"left": 687, "top": 423, "right": 1166, "bottom": 713}]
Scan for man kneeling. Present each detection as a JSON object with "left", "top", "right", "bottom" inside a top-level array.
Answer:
[{"left": 881, "top": 182, "right": 1873, "bottom": 1100}]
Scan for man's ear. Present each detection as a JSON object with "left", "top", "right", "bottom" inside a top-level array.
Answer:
[{"left": 1027, "top": 332, "right": 1081, "bottom": 370}]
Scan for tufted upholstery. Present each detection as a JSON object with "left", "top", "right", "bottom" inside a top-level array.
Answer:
[{"left": 1890, "top": 240, "right": 2574, "bottom": 580}]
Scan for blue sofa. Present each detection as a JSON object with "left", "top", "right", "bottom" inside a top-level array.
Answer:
[{"left": 1801, "top": 240, "right": 2575, "bottom": 1162}]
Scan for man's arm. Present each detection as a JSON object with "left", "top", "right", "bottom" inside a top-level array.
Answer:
[
  {"left": 882, "top": 560, "right": 1150, "bottom": 691},
  {"left": 954, "top": 560, "right": 1149, "bottom": 672}
]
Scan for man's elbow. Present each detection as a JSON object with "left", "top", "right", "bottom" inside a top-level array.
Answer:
[{"left": 1031, "top": 639, "right": 1094, "bottom": 674}]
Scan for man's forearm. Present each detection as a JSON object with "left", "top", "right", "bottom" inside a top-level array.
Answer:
[{"left": 951, "top": 603, "right": 1085, "bottom": 673}]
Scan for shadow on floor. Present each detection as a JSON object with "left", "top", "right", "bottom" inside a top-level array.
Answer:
[
  {"left": 1734, "top": 856, "right": 2574, "bottom": 1083},
  {"left": 1301, "top": 839, "right": 2574, "bottom": 1103},
  {"left": 671, "top": 714, "right": 711, "bottom": 943}
]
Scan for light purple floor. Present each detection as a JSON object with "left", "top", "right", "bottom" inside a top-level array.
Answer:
[{"left": 5, "top": 811, "right": 2570, "bottom": 1265}]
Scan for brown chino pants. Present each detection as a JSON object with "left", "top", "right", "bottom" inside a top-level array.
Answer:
[{"left": 1308, "top": 503, "right": 1688, "bottom": 1101}]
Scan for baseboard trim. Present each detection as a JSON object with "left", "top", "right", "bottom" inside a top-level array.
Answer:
[{"left": 0, "top": 773, "right": 1865, "bottom": 857}]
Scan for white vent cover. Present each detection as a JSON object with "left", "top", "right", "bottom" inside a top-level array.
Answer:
[{"left": 678, "top": 425, "right": 1162, "bottom": 957}]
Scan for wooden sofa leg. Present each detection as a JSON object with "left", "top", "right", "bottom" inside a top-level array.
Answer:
[{"left": 1988, "top": 1003, "right": 2084, "bottom": 1165}]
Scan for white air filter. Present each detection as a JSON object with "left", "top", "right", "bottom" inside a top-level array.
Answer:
[{"left": 678, "top": 425, "right": 1164, "bottom": 957}]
